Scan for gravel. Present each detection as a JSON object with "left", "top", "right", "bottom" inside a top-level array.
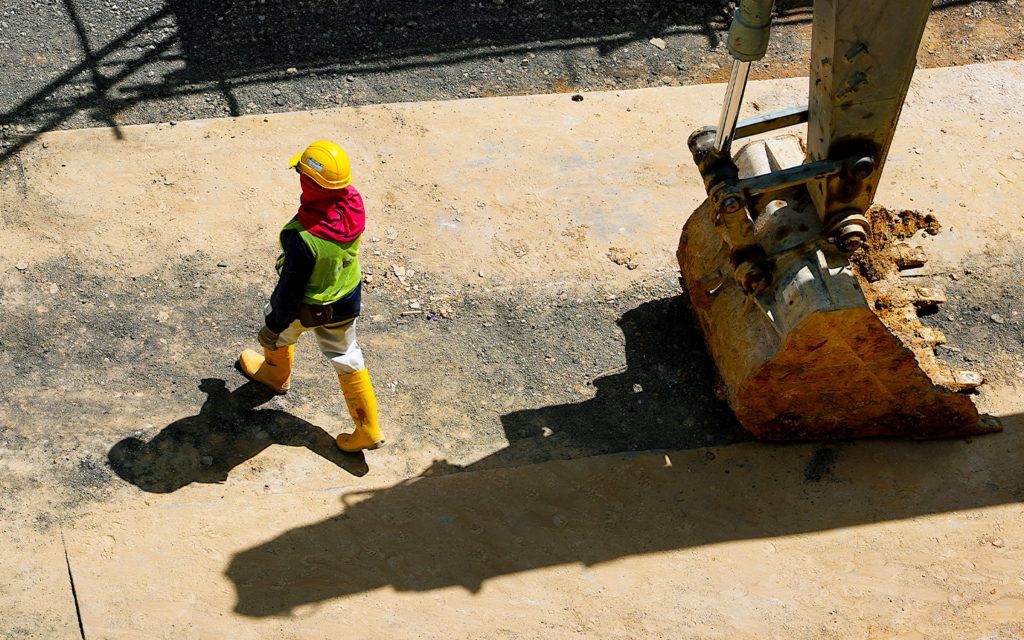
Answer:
[{"left": 1, "top": 0, "right": 1022, "bottom": 162}]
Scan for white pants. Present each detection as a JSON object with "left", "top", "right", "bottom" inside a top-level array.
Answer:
[{"left": 276, "top": 317, "right": 366, "bottom": 375}]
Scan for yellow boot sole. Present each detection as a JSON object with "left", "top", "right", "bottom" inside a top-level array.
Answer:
[{"left": 335, "top": 434, "right": 385, "bottom": 453}]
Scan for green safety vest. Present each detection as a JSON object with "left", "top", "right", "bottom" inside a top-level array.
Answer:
[{"left": 278, "top": 219, "right": 361, "bottom": 305}]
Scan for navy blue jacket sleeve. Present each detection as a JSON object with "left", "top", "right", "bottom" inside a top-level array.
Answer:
[{"left": 265, "top": 229, "right": 314, "bottom": 333}]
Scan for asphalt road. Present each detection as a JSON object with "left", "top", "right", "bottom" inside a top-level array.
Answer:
[{"left": 1, "top": 0, "right": 1022, "bottom": 164}]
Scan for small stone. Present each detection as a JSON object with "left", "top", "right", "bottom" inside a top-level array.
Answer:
[
  {"left": 571, "top": 94, "right": 583, "bottom": 102},
  {"left": 1012, "top": 151, "right": 1024, "bottom": 160},
  {"left": 992, "top": 539, "right": 1005, "bottom": 548},
  {"left": 649, "top": 37, "right": 667, "bottom": 50},
  {"left": 272, "top": 89, "right": 281, "bottom": 96},
  {"left": 632, "top": 383, "right": 643, "bottom": 393},
  {"left": 991, "top": 313, "right": 1005, "bottom": 324},
  {"left": 217, "top": 261, "right": 228, "bottom": 267},
  {"left": 409, "top": 300, "right": 421, "bottom": 310},
  {"left": 15, "top": 263, "right": 27, "bottom": 271},
  {"left": 346, "top": 75, "right": 355, "bottom": 82},
  {"left": 392, "top": 265, "right": 406, "bottom": 277},
  {"left": 478, "top": 270, "right": 485, "bottom": 278},
  {"left": 286, "top": 67, "right": 298, "bottom": 74}
]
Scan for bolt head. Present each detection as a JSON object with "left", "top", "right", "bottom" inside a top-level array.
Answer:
[
  {"left": 734, "top": 260, "right": 772, "bottom": 295},
  {"left": 837, "top": 226, "right": 867, "bottom": 252},
  {"left": 722, "top": 195, "right": 744, "bottom": 213},
  {"left": 848, "top": 155, "right": 875, "bottom": 180},
  {"left": 745, "top": 272, "right": 771, "bottom": 294},
  {"left": 840, "top": 234, "right": 866, "bottom": 252}
]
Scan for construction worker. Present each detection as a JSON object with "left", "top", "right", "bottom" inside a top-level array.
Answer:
[{"left": 237, "top": 140, "right": 383, "bottom": 452}]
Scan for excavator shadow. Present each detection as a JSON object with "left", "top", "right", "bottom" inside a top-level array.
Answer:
[
  {"left": 224, "top": 297, "right": 1021, "bottom": 617},
  {"left": 225, "top": 415, "right": 1023, "bottom": 617},
  {"left": 107, "top": 378, "right": 368, "bottom": 493},
  {"left": 476, "top": 295, "right": 750, "bottom": 471}
]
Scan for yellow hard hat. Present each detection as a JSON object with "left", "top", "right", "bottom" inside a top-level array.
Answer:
[{"left": 289, "top": 140, "right": 352, "bottom": 189}]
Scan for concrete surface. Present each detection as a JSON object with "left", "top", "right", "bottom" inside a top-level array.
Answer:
[{"left": 2, "top": 61, "right": 1024, "bottom": 638}]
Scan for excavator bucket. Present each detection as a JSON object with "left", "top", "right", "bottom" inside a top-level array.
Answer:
[
  {"left": 676, "top": 0, "right": 1001, "bottom": 440},
  {"left": 677, "top": 136, "right": 997, "bottom": 440}
]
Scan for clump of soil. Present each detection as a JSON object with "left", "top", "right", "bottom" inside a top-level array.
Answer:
[
  {"left": 850, "top": 206, "right": 983, "bottom": 394},
  {"left": 851, "top": 205, "right": 940, "bottom": 283}
]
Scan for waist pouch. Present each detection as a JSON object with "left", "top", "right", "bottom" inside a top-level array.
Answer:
[{"left": 298, "top": 303, "right": 334, "bottom": 328}]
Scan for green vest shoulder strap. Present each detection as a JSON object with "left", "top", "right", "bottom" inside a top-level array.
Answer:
[{"left": 280, "top": 219, "right": 361, "bottom": 305}]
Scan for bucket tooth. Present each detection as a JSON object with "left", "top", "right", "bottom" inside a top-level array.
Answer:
[
  {"left": 894, "top": 243, "right": 928, "bottom": 270},
  {"left": 916, "top": 326, "right": 947, "bottom": 345},
  {"left": 932, "top": 368, "right": 984, "bottom": 391},
  {"left": 951, "top": 369, "right": 984, "bottom": 390},
  {"left": 913, "top": 286, "right": 947, "bottom": 307}
]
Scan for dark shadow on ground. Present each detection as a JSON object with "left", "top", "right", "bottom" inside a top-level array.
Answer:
[
  {"left": 108, "top": 378, "right": 367, "bottom": 493},
  {"left": 224, "top": 296, "right": 1021, "bottom": 617},
  {"left": 225, "top": 416, "right": 1023, "bottom": 616},
  {"left": 465, "top": 296, "right": 749, "bottom": 473},
  {"left": 0, "top": 0, "right": 988, "bottom": 164}
]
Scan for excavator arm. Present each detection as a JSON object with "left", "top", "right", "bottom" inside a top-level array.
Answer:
[{"left": 677, "top": 0, "right": 996, "bottom": 439}]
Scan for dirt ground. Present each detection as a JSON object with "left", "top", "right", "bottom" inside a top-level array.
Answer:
[{"left": 1, "top": 17, "right": 1024, "bottom": 640}]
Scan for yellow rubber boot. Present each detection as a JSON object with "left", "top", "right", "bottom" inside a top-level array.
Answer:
[
  {"left": 237, "top": 345, "right": 294, "bottom": 394},
  {"left": 336, "top": 368, "right": 384, "bottom": 452}
]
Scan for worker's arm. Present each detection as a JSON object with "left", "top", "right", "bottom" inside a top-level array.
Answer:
[{"left": 264, "top": 228, "right": 314, "bottom": 334}]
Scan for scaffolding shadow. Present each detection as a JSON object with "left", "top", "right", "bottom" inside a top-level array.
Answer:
[{"left": 0, "top": 0, "right": 986, "bottom": 165}]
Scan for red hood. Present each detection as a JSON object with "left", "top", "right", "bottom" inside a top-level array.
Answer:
[{"left": 296, "top": 175, "right": 365, "bottom": 242}]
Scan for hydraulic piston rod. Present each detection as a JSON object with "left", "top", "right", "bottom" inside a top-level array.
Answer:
[
  {"left": 713, "top": 61, "right": 752, "bottom": 154},
  {"left": 712, "top": 0, "right": 775, "bottom": 155}
]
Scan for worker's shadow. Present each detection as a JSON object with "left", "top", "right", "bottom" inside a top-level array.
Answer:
[{"left": 107, "top": 378, "right": 367, "bottom": 493}]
